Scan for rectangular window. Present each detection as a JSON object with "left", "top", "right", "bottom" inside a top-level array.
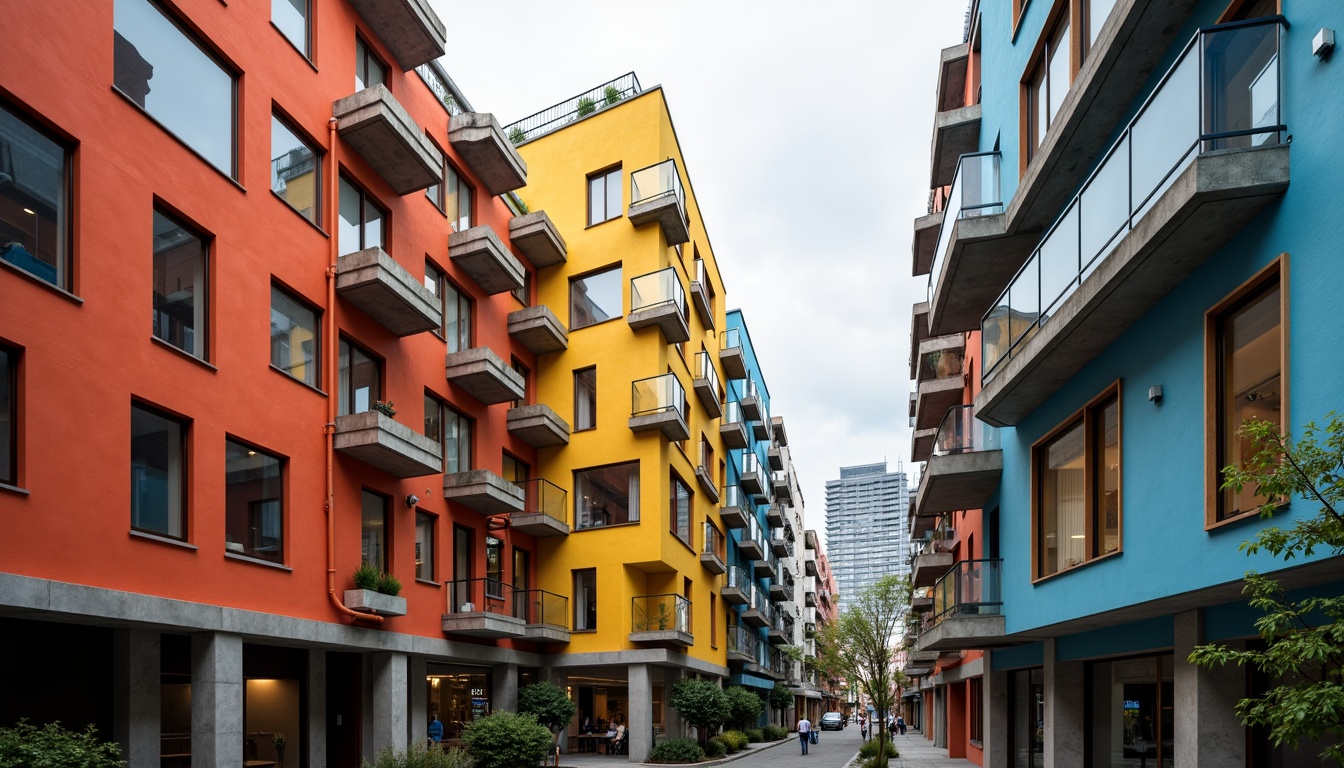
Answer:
[
  {"left": 131, "top": 402, "right": 187, "bottom": 539},
  {"left": 338, "top": 175, "right": 385, "bottom": 257},
  {"left": 1208, "top": 262, "right": 1284, "bottom": 524},
  {"left": 271, "top": 0, "right": 309, "bottom": 56},
  {"left": 570, "top": 265, "right": 622, "bottom": 329},
  {"left": 513, "top": 547, "right": 531, "bottom": 621},
  {"left": 445, "top": 164, "right": 473, "bottom": 233},
  {"left": 425, "top": 395, "right": 472, "bottom": 474},
  {"left": 485, "top": 536, "right": 503, "bottom": 598},
  {"left": 671, "top": 473, "right": 691, "bottom": 544},
  {"left": 152, "top": 209, "right": 208, "bottom": 360},
  {"left": 113, "top": 0, "right": 237, "bottom": 177},
  {"left": 338, "top": 338, "right": 380, "bottom": 416},
  {"left": 425, "top": 265, "right": 472, "bottom": 352},
  {"left": 1087, "top": 656, "right": 1174, "bottom": 768},
  {"left": 0, "top": 102, "right": 70, "bottom": 289},
  {"left": 361, "top": 490, "right": 388, "bottom": 571},
  {"left": 587, "top": 166, "right": 622, "bottom": 226},
  {"left": 354, "top": 37, "right": 386, "bottom": 93},
  {"left": 224, "top": 439, "right": 283, "bottom": 563},
  {"left": 575, "top": 462, "right": 639, "bottom": 529},
  {"left": 270, "top": 285, "right": 320, "bottom": 387},
  {"left": 574, "top": 367, "right": 597, "bottom": 430},
  {"left": 969, "top": 677, "right": 984, "bottom": 744},
  {"left": 451, "top": 524, "right": 472, "bottom": 610},
  {"left": 415, "top": 511, "right": 434, "bottom": 581},
  {"left": 511, "top": 358, "right": 530, "bottom": 408},
  {"left": 271, "top": 115, "right": 320, "bottom": 225},
  {"left": 501, "top": 453, "right": 529, "bottom": 484},
  {"left": 1, "top": 346, "right": 16, "bottom": 486},
  {"left": 573, "top": 568, "right": 597, "bottom": 631},
  {"left": 1034, "top": 384, "right": 1121, "bottom": 578},
  {"left": 1025, "top": 12, "right": 1071, "bottom": 164}
]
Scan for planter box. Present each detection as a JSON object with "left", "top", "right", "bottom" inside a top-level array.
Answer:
[{"left": 343, "top": 589, "right": 407, "bottom": 617}]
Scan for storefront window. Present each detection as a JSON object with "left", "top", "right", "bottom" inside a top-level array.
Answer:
[
  {"left": 1009, "top": 668, "right": 1044, "bottom": 768},
  {"left": 427, "top": 666, "right": 492, "bottom": 741},
  {"left": 1087, "top": 655, "right": 1174, "bottom": 768}
]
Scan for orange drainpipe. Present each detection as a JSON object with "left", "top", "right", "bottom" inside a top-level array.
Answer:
[{"left": 326, "top": 116, "right": 383, "bottom": 626}]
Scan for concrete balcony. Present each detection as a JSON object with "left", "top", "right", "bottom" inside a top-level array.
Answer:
[
  {"left": 912, "top": 551, "right": 955, "bottom": 589},
  {"left": 804, "top": 530, "right": 817, "bottom": 550},
  {"left": 740, "top": 388, "right": 762, "bottom": 422},
  {"left": 629, "top": 373, "right": 689, "bottom": 441},
  {"left": 720, "top": 414, "right": 749, "bottom": 450},
  {"left": 935, "top": 42, "right": 970, "bottom": 113},
  {"left": 766, "top": 504, "right": 785, "bottom": 529},
  {"left": 752, "top": 417, "right": 771, "bottom": 442},
  {"left": 445, "top": 347, "right": 525, "bottom": 405},
  {"left": 804, "top": 590, "right": 816, "bottom": 608},
  {"left": 741, "top": 591, "right": 770, "bottom": 628},
  {"left": 628, "top": 159, "right": 689, "bottom": 245},
  {"left": 914, "top": 376, "right": 962, "bottom": 432},
  {"left": 630, "top": 594, "right": 692, "bottom": 647},
  {"left": 442, "top": 579, "right": 525, "bottom": 639},
  {"left": 506, "top": 404, "right": 570, "bottom": 448},
  {"left": 916, "top": 559, "right": 1012, "bottom": 651},
  {"left": 769, "top": 531, "right": 789, "bottom": 557},
  {"left": 508, "top": 211, "right": 566, "bottom": 268},
  {"left": 518, "top": 589, "right": 570, "bottom": 643},
  {"left": 739, "top": 456, "right": 765, "bottom": 497},
  {"left": 627, "top": 267, "right": 689, "bottom": 343},
  {"left": 726, "top": 626, "right": 757, "bottom": 665},
  {"left": 901, "top": 660, "right": 933, "bottom": 678},
  {"left": 737, "top": 520, "right": 766, "bottom": 562},
  {"left": 690, "top": 257, "right": 715, "bottom": 330},
  {"left": 345, "top": 0, "right": 444, "bottom": 70},
  {"left": 915, "top": 332, "right": 967, "bottom": 384},
  {"left": 911, "top": 300, "right": 930, "bottom": 354},
  {"left": 334, "top": 85, "right": 442, "bottom": 195},
  {"left": 692, "top": 351, "right": 723, "bottom": 420},
  {"left": 701, "top": 522, "right": 727, "bottom": 575},
  {"left": 447, "top": 112, "right": 526, "bottom": 196},
  {"left": 442, "top": 470, "right": 524, "bottom": 515},
  {"left": 753, "top": 554, "right": 777, "bottom": 580},
  {"left": 721, "top": 567, "right": 750, "bottom": 606},
  {"left": 916, "top": 404, "right": 1002, "bottom": 518},
  {"left": 804, "top": 558, "right": 817, "bottom": 578},
  {"left": 507, "top": 304, "right": 568, "bottom": 355},
  {"left": 930, "top": 103, "right": 982, "bottom": 189},
  {"left": 911, "top": 595, "right": 934, "bottom": 613},
  {"left": 510, "top": 479, "right": 569, "bottom": 538},
  {"left": 771, "top": 472, "right": 791, "bottom": 503},
  {"left": 911, "top": 427, "right": 936, "bottom": 464},
  {"left": 913, "top": 212, "right": 944, "bottom": 279},
  {"left": 695, "top": 465, "right": 720, "bottom": 504},
  {"left": 768, "top": 582, "right": 789, "bottom": 603},
  {"left": 448, "top": 225, "right": 524, "bottom": 295},
  {"left": 771, "top": 416, "right": 788, "bottom": 447},
  {"left": 333, "top": 411, "right": 442, "bottom": 478},
  {"left": 335, "top": 248, "right": 441, "bottom": 336},
  {"left": 719, "top": 487, "right": 750, "bottom": 530},
  {"left": 720, "top": 329, "right": 747, "bottom": 379}
]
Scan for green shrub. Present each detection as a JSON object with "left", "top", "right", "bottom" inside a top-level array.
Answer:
[
  {"left": 508, "top": 127, "right": 525, "bottom": 145},
  {"left": 719, "top": 730, "right": 748, "bottom": 751},
  {"left": 744, "top": 728, "right": 764, "bottom": 743},
  {"left": 647, "top": 737, "right": 704, "bottom": 764},
  {"left": 858, "top": 739, "right": 899, "bottom": 760},
  {"left": 762, "top": 725, "right": 788, "bottom": 741},
  {"left": 603, "top": 85, "right": 623, "bottom": 106},
  {"left": 724, "top": 686, "right": 764, "bottom": 731},
  {"left": 362, "top": 741, "right": 472, "bottom": 768},
  {"left": 0, "top": 720, "right": 123, "bottom": 768},
  {"left": 576, "top": 98, "right": 596, "bottom": 117},
  {"left": 353, "top": 564, "right": 381, "bottom": 590},
  {"left": 703, "top": 737, "right": 726, "bottom": 758},
  {"left": 462, "top": 711, "right": 551, "bottom": 768},
  {"left": 376, "top": 572, "right": 402, "bottom": 596}
]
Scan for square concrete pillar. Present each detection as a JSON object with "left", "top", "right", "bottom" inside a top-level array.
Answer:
[
  {"left": 409, "top": 657, "right": 428, "bottom": 747},
  {"left": 192, "top": 632, "right": 244, "bottom": 768},
  {"left": 983, "top": 668, "right": 1008, "bottom": 768},
  {"left": 307, "top": 650, "right": 326, "bottom": 768},
  {"left": 492, "top": 663, "right": 519, "bottom": 714},
  {"left": 662, "top": 668, "right": 685, "bottom": 738},
  {"left": 112, "top": 629, "right": 160, "bottom": 768},
  {"left": 371, "top": 652, "right": 409, "bottom": 756},
  {"left": 1043, "top": 639, "right": 1084, "bottom": 768},
  {"left": 1174, "top": 610, "right": 1246, "bottom": 767},
  {"left": 627, "top": 663, "right": 652, "bottom": 762}
]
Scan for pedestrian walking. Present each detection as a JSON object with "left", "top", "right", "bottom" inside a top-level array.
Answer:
[{"left": 797, "top": 715, "right": 812, "bottom": 755}]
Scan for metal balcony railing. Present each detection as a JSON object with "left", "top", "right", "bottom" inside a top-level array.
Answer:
[
  {"left": 703, "top": 521, "right": 725, "bottom": 559},
  {"left": 501, "top": 72, "right": 642, "bottom": 143},
  {"left": 933, "top": 404, "right": 1000, "bottom": 457},
  {"left": 695, "top": 350, "right": 719, "bottom": 393},
  {"left": 931, "top": 559, "right": 1003, "bottom": 624},
  {"left": 446, "top": 577, "right": 516, "bottom": 614}
]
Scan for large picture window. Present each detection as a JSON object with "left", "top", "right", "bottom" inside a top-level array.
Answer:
[
  {"left": 1033, "top": 384, "right": 1120, "bottom": 579},
  {"left": 224, "top": 439, "right": 284, "bottom": 563},
  {"left": 0, "top": 102, "right": 70, "bottom": 289},
  {"left": 570, "top": 265, "right": 622, "bottom": 330},
  {"left": 575, "top": 462, "right": 639, "bottom": 529},
  {"left": 113, "top": 0, "right": 237, "bottom": 177},
  {"left": 587, "top": 166, "right": 622, "bottom": 226},
  {"left": 271, "top": 115, "right": 320, "bottom": 225},
  {"left": 152, "top": 209, "right": 208, "bottom": 360},
  {"left": 131, "top": 402, "right": 188, "bottom": 540},
  {"left": 270, "top": 285, "right": 320, "bottom": 387}
]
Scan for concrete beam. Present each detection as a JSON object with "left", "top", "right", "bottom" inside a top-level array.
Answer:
[
  {"left": 916, "top": 449, "right": 1003, "bottom": 518},
  {"left": 1174, "top": 610, "right": 1245, "bottom": 767},
  {"left": 1044, "top": 640, "right": 1084, "bottom": 768}
]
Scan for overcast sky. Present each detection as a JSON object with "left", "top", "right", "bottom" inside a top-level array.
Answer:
[{"left": 430, "top": 1, "right": 969, "bottom": 538}]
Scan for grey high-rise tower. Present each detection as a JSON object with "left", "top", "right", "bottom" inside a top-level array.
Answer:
[{"left": 824, "top": 461, "right": 911, "bottom": 609}]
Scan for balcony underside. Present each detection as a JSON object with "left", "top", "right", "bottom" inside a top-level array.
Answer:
[
  {"left": 690, "top": 283, "right": 715, "bottom": 329},
  {"left": 910, "top": 510, "right": 937, "bottom": 539},
  {"left": 739, "top": 539, "right": 765, "bottom": 562},
  {"left": 936, "top": 43, "right": 970, "bottom": 112},
  {"left": 911, "top": 301, "right": 930, "bottom": 352},
  {"left": 977, "top": 145, "right": 1290, "bottom": 427},
  {"left": 720, "top": 347, "right": 746, "bottom": 380},
  {"left": 442, "top": 612, "right": 526, "bottom": 639},
  {"left": 627, "top": 303, "right": 690, "bottom": 343},
  {"left": 916, "top": 615, "right": 1012, "bottom": 651},
  {"left": 333, "top": 412, "right": 441, "bottom": 478},
  {"left": 930, "top": 104, "right": 982, "bottom": 189},
  {"left": 740, "top": 471, "right": 764, "bottom": 497},
  {"left": 628, "top": 195, "right": 690, "bottom": 245},
  {"left": 448, "top": 112, "right": 527, "bottom": 196},
  {"left": 720, "top": 421, "right": 748, "bottom": 450},
  {"left": 902, "top": 664, "right": 932, "bottom": 678},
  {"left": 693, "top": 378, "right": 723, "bottom": 419},
  {"left": 752, "top": 419, "right": 771, "bottom": 441},
  {"left": 525, "top": 624, "right": 571, "bottom": 643},
  {"left": 767, "top": 444, "right": 783, "bottom": 471},
  {"left": 701, "top": 552, "right": 726, "bottom": 575},
  {"left": 769, "top": 584, "right": 789, "bottom": 602},
  {"left": 772, "top": 416, "right": 788, "bottom": 446},
  {"left": 772, "top": 478, "right": 790, "bottom": 502},
  {"left": 630, "top": 629, "right": 693, "bottom": 647},
  {"left": 443, "top": 470, "right": 524, "bottom": 515},
  {"left": 510, "top": 512, "right": 569, "bottom": 538},
  {"left": 507, "top": 404, "right": 570, "bottom": 448},
  {"left": 334, "top": 85, "right": 443, "bottom": 195},
  {"left": 449, "top": 226, "right": 525, "bottom": 295},
  {"left": 695, "top": 467, "right": 720, "bottom": 504},
  {"left": 629, "top": 410, "right": 689, "bottom": 442},
  {"left": 766, "top": 505, "right": 784, "bottom": 529},
  {"left": 911, "top": 427, "right": 937, "bottom": 464},
  {"left": 753, "top": 560, "right": 775, "bottom": 580},
  {"left": 345, "top": 0, "right": 444, "bottom": 70},
  {"left": 912, "top": 552, "right": 954, "bottom": 588},
  {"left": 336, "top": 248, "right": 441, "bottom": 336},
  {"left": 928, "top": 214, "right": 1037, "bottom": 337},
  {"left": 721, "top": 586, "right": 748, "bottom": 606},
  {"left": 508, "top": 211, "right": 567, "bottom": 268},
  {"left": 445, "top": 347, "right": 525, "bottom": 405},
  {"left": 915, "top": 375, "right": 962, "bottom": 431},
  {"left": 726, "top": 650, "right": 752, "bottom": 665},
  {"left": 770, "top": 537, "right": 788, "bottom": 557},
  {"left": 915, "top": 449, "right": 1003, "bottom": 518},
  {"left": 740, "top": 395, "right": 762, "bottom": 422},
  {"left": 741, "top": 609, "right": 768, "bottom": 629},
  {"left": 912, "top": 210, "right": 944, "bottom": 278},
  {"left": 911, "top": 596, "right": 934, "bottom": 613},
  {"left": 915, "top": 333, "right": 966, "bottom": 381},
  {"left": 768, "top": 628, "right": 788, "bottom": 645},
  {"left": 507, "top": 305, "right": 568, "bottom": 355},
  {"left": 720, "top": 504, "right": 749, "bottom": 530}
]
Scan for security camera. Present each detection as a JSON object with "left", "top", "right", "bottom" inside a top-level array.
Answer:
[{"left": 406, "top": 494, "right": 420, "bottom": 507}]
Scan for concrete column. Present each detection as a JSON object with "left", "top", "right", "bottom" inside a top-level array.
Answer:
[
  {"left": 663, "top": 668, "right": 684, "bottom": 738},
  {"left": 983, "top": 667, "right": 1009, "bottom": 768},
  {"left": 307, "top": 650, "right": 326, "bottom": 768},
  {"left": 1043, "top": 639, "right": 1084, "bottom": 768},
  {"left": 627, "top": 663, "right": 652, "bottom": 762},
  {"left": 370, "top": 652, "right": 408, "bottom": 756},
  {"left": 1174, "top": 610, "right": 1245, "bottom": 767},
  {"left": 192, "top": 632, "right": 244, "bottom": 768},
  {"left": 112, "top": 629, "right": 160, "bottom": 768},
  {"left": 408, "top": 657, "right": 428, "bottom": 748},
  {"left": 492, "top": 663, "right": 519, "bottom": 713}
]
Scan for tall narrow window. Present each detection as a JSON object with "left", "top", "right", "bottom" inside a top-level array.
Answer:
[
  {"left": 1025, "top": 11, "right": 1072, "bottom": 164},
  {"left": 485, "top": 536, "right": 503, "bottom": 598},
  {"left": 452, "top": 525, "right": 472, "bottom": 610},
  {"left": 0, "top": 102, "right": 70, "bottom": 289},
  {"left": 272, "top": 0, "right": 309, "bottom": 56},
  {"left": 671, "top": 473, "right": 692, "bottom": 544},
  {"left": 354, "top": 37, "right": 386, "bottom": 92},
  {"left": 445, "top": 164, "right": 473, "bottom": 233},
  {"left": 511, "top": 359, "right": 530, "bottom": 407},
  {"left": 574, "top": 367, "right": 597, "bottom": 430},
  {"left": 271, "top": 115, "right": 320, "bottom": 224},
  {"left": 425, "top": 266, "right": 472, "bottom": 352},
  {"left": 425, "top": 395, "right": 472, "bottom": 474},
  {"left": 587, "top": 166, "right": 622, "bottom": 226},
  {"left": 270, "top": 285, "right": 320, "bottom": 387},
  {"left": 573, "top": 568, "right": 597, "bottom": 631},
  {"left": 131, "top": 402, "right": 187, "bottom": 540},
  {"left": 338, "top": 176, "right": 385, "bottom": 257},
  {"left": 113, "top": 0, "right": 237, "bottom": 177},
  {"left": 0, "top": 346, "right": 16, "bottom": 486},
  {"left": 502, "top": 453, "right": 529, "bottom": 484},
  {"left": 361, "top": 490, "right": 388, "bottom": 570},
  {"left": 575, "top": 462, "right": 639, "bottom": 529},
  {"left": 513, "top": 547, "right": 531, "bottom": 621},
  {"left": 338, "top": 338, "right": 380, "bottom": 416},
  {"left": 152, "top": 209, "right": 208, "bottom": 360},
  {"left": 1208, "top": 263, "right": 1283, "bottom": 524},
  {"left": 415, "top": 511, "right": 434, "bottom": 581},
  {"left": 570, "top": 265, "right": 622, "bottom": 329},
  {"left": 224, "top": 439, "right": 283, "bottom": 563}
]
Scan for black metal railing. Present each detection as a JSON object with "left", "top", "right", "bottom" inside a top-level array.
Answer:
[{"left": 502, "top": 73, "right": 642, "bottom": 144}]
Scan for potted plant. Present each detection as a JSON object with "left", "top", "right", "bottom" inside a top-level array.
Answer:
[
  {"left": 344, "top": 565, "right": 407, "bottom": 617},
  {"left": 508, "top": 126, "right": 525, "bottom": 145},
  {"left": 576, "top": 97, "right": 596, "bottom": 117},
  {"left": 272, "top": 733, "right": 286, "bottom": 766},
  {"left": 371, "top": 400, "right": 396, "bottom": 416},
  {"left": 603, "top": 85, "right": 623, "bottom": 106}
]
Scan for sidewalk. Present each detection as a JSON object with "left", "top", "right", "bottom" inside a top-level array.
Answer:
[{"left": 876, "top": 729, "right": 976, "bottom": 768}]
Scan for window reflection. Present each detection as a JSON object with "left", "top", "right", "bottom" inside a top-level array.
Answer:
[
  {"left": 571, "top": 266, "right": 622, "bottom": 329},
  {"left": 0, "top": 103, "right": 69, "bottom": 288},
  {"left": 152, "top": 210, "right": 207, "bottom": 359},
  {"left": 271, "top": 116, "right": 319, "bottom": 224}
]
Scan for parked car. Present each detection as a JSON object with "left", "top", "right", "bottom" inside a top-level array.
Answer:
[{"left": 819, "top": 712, "right": 845, "bottom": 730}]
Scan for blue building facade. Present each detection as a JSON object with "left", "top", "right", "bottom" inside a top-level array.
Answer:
[{"left": 911, "top": 1, "right": 1343, "bottom": 765}]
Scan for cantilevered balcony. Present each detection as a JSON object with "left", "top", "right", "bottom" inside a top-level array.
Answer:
[
  {"left": 768, "top": 608, "right": 789, "bottom": 645},
  {"left": 771, "top": 472, "right": 791, "bottom": 503},
  {"left": 771, "top": 416, "right": 788, "bottom": 446},
  {"left": 805, "top": 530, "right": 817, "bottom": 550},
  {"left": 726, "top": 625, "right": 757, "bottom": 665},
  {"left": 916, "top": 559, "right": 1010, "bottom": 651},
  {"left": 766, "top": 503, "right": 785, "bottom": 528},
  {"left": 334, "top": 411, "right": 442, "bottom": 478},
  {"left": 930, "top": 103, "right": 982, "bottom": 189},
  {"left": 767, "top": 445, "right": 783, "bottom": 473},
  {"left": 695, "top": 463, "right": 719, "bottom": 504},
  {"left": 737, "top": 517, "right": 766, "bottom": 562},
  {"left": 752, "top": 415, "right": 771, "bottom": 442},
  {"left": 719, "top": 486, "right": 750, "bottom": 530},
  {"left": 912, "top": 549, "right": 955, "bottom": 589},
  {"left": 448, "top": 112, "right": 527, "bottom": 196},
  {"left": 721, "top": 566, "right": 750, "bottom": 606},
  {"left": 913, "top": 344, "right": 964, "bottom": 432},
  {"left": 517, "top": 589, "right": 570, "bottom": 643},
  {"left": 978, "top": 18, "right": 1290, "bottom": 426},
  {"left": 768, "top": 578, "right": 789, "bottom": 603},
  {"left": 720, "top": 401, "right": 749, "bottom": 450},
  {"left": 916, "top": 404, "right": 1002, "bottom": 518},
  {"left": 629, "top": 373, "right": 689, "bottom": 441},
  {"left": 630, "top": 594, "right": 692, "bottom": 646},
  {"left": 442, "top": 579, "right": 525, "bottom": 638},
  {"left": 911, "top": 587, "right": 935, "bottom": 614},
  {"left": 719, "top": 328, "right": 747, "bottom": 380},
  {"left": 627, "top": 267, "right": 689, "bottom": 343},
  {"left": 741, "top": 586, "right": 770, "bottom": 628},
  {"left": 740, "top": 378, "right": 763, "bottom": 421},
  {"left": 913, "top": 210, "right": 944, "bottom": 278},
  {"left": 754, "top": 550, "right": 778, "bottom": 581},
  {"left": 701, "top": 522, "right": 727, "bottom": 574},
  {"left": 804, "top": 589, "right": 816, "bottom": 608},
  {"left": 508, "top": 211, "right": 566, "bottom": 268},
  {"left": 507, "top": 404, "right": 570, "bottom": 448},
  {"left": 334, "top": 85, "right": 443, "bottom": 195},
  {"left": 336, "top": 248, "right": 441, "bottom": 336},
  {"left": 510, "top": 478, "right": 569, "bottom": 537},
  {"left": 804, "top": 556, "right": 817, "bottom": 578},
  {"left": 901, "top": 658, "right": 933, "bottom": 678},
  {"left": 628, "top": 159, "right": 689, "bottom": 245},
  {"left": 345, "top": 0, "right": 444, "bottom": 70},
  {"left": 690, "top": 258, "right": 715, "bottom": 329},
  {"left": 445, "top": 347, "right": 525, "bottom": 405},
  {"left": 770, "top": 527, "right": 789, "bottom": 557},
  {"left": 739, "top": 452, "right": 766, "bottom": 497},
  {"left": 448, "top": 225, "right": 524, "bottom": 295},
  {"left": 507, "top": 305, "right": 568, "bottom": 355},
  {"left": 911, "top": 427, "right": 937, "bottom": 464},
  {"left": 442, "top": 470, "right": 524, "bottom": 515},
  {"left": 935, "top": 41, "right": 970, "bottom": 113},
  {"left": 692, "top": 351, "right": 723, "bottom": 419}
]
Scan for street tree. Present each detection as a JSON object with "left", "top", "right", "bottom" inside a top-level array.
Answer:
[
  {"left": 724, "top": 685, "right": 764, "bottom": 730},
  {"left": 1189, "top": 414, "right": 1344, "bottom": 764},
  {"left": 669, "top": 678, "right": 729, "bottom": 746},
  {"left": 769, "top": 682, "right": 794, "bottom": 728},
  {"left": 517, "top": 681, "right": 576, "bottom": 767}
]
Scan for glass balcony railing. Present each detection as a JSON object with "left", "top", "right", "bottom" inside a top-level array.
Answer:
[
  {"left": 630, "top": 266, "right": 687, "bottom": 316},
  {"left": 514, "top": 589, "right": 568, "bottom": 628},
  {"left": 724, "top": 400, "right": 744, "bottom": 426},
  {"left": 632, "top": 593, "right": 690, "bottom": 634},
  {"left": 694, "top": 257, "right": 707, "bottom": 286},
  {"left": 630, "top": 159, "right": 686, "bottom": 220},
  {"left": 516, "top": 478, "right": 568, "bottom": 525},
  {"left": 694, "top": 350, "right": 720, "bottom": 392},
  {"left": 928, "top": 151, "right": 1004, "bottom": 304},
  {"left": 931, "top": 559, "right": 1003, "bottom": 624},
  {"left": 722, "top": 328, "right": 743, "bottom": 352},
  {"left": 703, "top": 521, "right": 725, "bottom": 559},
  {"left": 749, "top": 585, "right": 769, "bottom": 614},
  {"left": 739, "top": 515, "right": 763, "bottom": 549},
  {"left": 933, "top": 404, "right": 1000, "bottom": 457},
  {"left": 743, "top": 451, "right": 762, "bottom": 476},
  {"left": 631, "top": 373, "right": 685, "bottom": 419},
  {"left": 726, "top": 565, "right": 750, "bottom": 590},
  {"left": 723, "top": 485, "right": 746, "bottom": 509},
  {"left": 743, "top": 376, "right": 758, "bottom": 398},
  {"left": 983, "top": 18, "right": 1285, "bottom": 381},
  {"left": 727, "top": 625, "right": 758, "bottom": 657}
]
